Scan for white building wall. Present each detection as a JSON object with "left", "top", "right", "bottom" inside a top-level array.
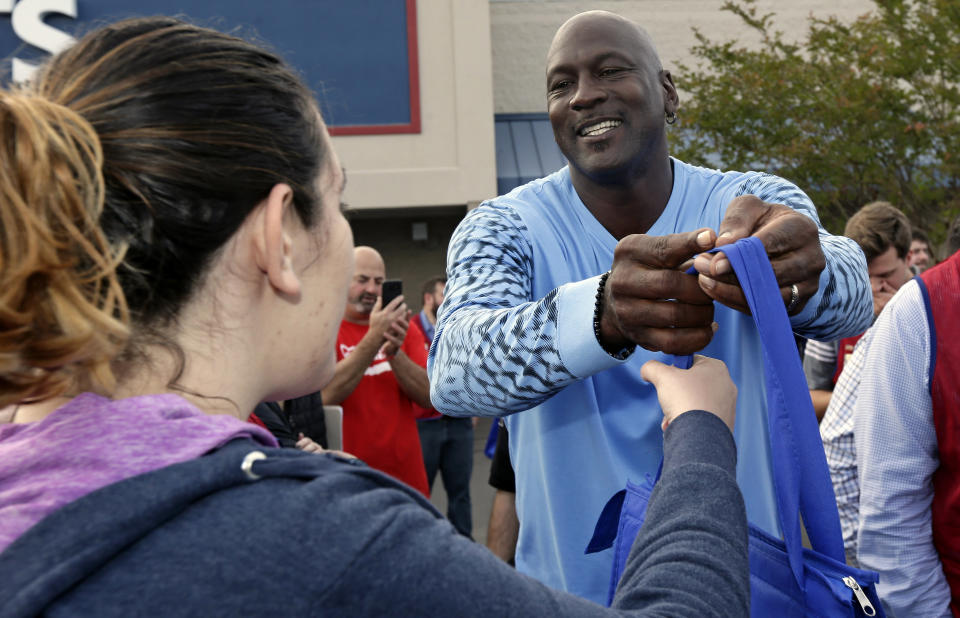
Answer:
[
  {"left": 490, "top": 0, "right": 876, "bottom": 114},
  {"left": 334, "top": 0, "right": 497, "bottom": 212}
]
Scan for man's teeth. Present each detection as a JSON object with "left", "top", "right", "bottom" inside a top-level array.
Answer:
[{"left": 580, "top": 120, "right": 622, "bottom": 137}]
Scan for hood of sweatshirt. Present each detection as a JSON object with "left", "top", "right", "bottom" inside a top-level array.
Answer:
[{"left": 0, "top": 392, "right": 276, "bottom": 553}]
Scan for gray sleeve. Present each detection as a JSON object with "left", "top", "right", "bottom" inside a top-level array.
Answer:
[
  {"left": 612, "top": 410, "right": 750, "bottom": 615},
  {"left": 803, "top": 339, "right": 838, "bottom": 391},
  {"left": 323, "top": 412, "right": 748, "bottom": 617}
]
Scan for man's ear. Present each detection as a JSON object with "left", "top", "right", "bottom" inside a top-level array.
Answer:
[
  {"left": 661, "top": 70, "right": 679, "bottom": 115},
  {"left": 254, "top": 183, "right": 301, "bottom": 297}
]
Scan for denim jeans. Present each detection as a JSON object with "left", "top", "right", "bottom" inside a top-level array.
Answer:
[{"left": 417, "top": 416, "right": 474, "bottom": 537}]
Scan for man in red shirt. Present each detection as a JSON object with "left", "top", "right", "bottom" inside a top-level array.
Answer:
[{"left": 321, "top": 246, "right": 432, "bottom": 496}]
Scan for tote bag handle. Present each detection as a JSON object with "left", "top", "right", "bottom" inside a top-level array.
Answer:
[{"left": 690, "top": 237, "right": 845, "bottom": 589}]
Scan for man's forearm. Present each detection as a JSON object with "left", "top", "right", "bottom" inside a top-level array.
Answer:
[
  {"left": 809, "top": 389, "right": 832, "bottom": 422},
  {"left": 321, "top": 332, "right": 382, "bottom": 405},
  {"left": 389, "top": 350, "right": 431, "bottom": 409},
  {"left": 430, "top": 279, "right": 624, "bottom": 416},
  {"left": 430, "top": 205, "right": 575, "bottom": 416},
  {"left": 736, "top": 176, "right": 872, "bottom": 340},
  {"left": 790, "top": 233, "right": 873, "bottom": 340},
  {"left": 429, "top": 204, "right": 625, "bottom": 417}
]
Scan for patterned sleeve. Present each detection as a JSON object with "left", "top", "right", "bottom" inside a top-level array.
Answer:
[
  {"left": 427, "top": 202, "right": 619, "bottom": 416},
  {"left": 737, "top": 175, "right": 873, "bottom": 340}
]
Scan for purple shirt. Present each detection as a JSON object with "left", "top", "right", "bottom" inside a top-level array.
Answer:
[{"left": 0, "top": 392, "right": 276, "bottom": 553}]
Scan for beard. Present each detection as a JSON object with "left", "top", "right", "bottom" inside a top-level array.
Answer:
[{"left": 351, "top": 293, "right": 377, "bottom": 314}]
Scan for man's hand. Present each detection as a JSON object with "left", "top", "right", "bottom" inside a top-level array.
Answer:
[
  {"left": 693, "top": 195, "right": 825, "bottom": 315},
  {"left": 873, "top": 280, "right": 896, "bottom": 317},
  {"left": 641, "top": 355, "right": 738, "bottom": 433},
  {"left": 381, "top": 313, "right": 410, "bottom": 358},
  {"left": 599, "top": 228, "right": 717, "bottom": 355},
  {"left": 369, "top": 295, "right": 407, "bottom": 343}
]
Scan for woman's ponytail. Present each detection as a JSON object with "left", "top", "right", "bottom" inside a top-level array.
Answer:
[{"left": 0, "top": 92, "right": 128, "bottom": 408}]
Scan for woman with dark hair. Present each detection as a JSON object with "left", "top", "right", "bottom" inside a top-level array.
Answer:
[{"left": 0, "top": 18, "right": 747, "bottom": 616}]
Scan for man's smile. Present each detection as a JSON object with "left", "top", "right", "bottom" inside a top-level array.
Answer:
[{"left": 578, "top": 118, "right": 623, "bottom": 137}]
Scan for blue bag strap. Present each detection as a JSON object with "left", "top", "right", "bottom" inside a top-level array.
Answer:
[
  {"left": 484, "top": 420, "right": 499, "bottom": 459},
  {"left": 692, "top": 238, "right": 844, "bottom": 586}
]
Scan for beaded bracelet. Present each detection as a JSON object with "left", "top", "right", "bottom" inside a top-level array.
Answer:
[{"left": 594, "top": 271, "right": 636, "bottom": 360}]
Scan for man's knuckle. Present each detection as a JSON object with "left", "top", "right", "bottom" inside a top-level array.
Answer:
[
  {"left": 613, "top": 234, "right": 640, "bottom": 260},
  {"left": 652, "top": 236, "right": 671, "bottom": 265},
  {"left": 607, "top": 271, "right": 626, "bottom": 299},
  {"left": 645, "top": 269, "right": 668, "bottom": 294}
]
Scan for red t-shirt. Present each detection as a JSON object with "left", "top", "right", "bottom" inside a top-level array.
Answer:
[
  {"left": 410, "top": 314, "right": 442, "bottom": 420},
  {"left": 336, "top": 320, "right": 430, "bottom": 496}
]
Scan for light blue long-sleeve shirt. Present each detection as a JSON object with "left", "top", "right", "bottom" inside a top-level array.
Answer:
[
  {"left": 428, "top": 161, "right": 872, "bottom": 602},
  {"left": 854, "top": 280, "right": 952, "bottom": 617}
]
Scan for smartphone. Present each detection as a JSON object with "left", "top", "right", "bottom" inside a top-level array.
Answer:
[{"left": 381, "top": 279, "right": 403, "bottom": 306}]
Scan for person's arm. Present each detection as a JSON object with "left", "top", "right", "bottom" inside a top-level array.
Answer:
[
  {"left": 320, "top": 328, "right": 383, "bottom": 405},
  {"left": 431, "top": 204, "right": 722, "bottom": 416},
  {"left": 854, "top": 281, "right": 951, "bottom": 616},
  {"left": 694, "top": 176, "right": 873, "bottom": 341},
  {"left": 429, "top": 203, "right": 627, "bottom": 416},
  {"left": 808, "top": 390, "right": 831, "bottom": 421},
  {"left": 322, "top": 297, "right": 407, "bottom": 405},
  {"left": 486, "top": 489, "right": 519, "bottom": 566},
  {"left": 613, "top": 410, "right": 746, "bottom": 613},
  {"left": 388, "top": 350, "right": 431, "bottom": 409},
  {"left": 384, "top": 316, "right": 431, "bottom": 410},
  {"left": 803, "top": 339, "right": 837, "bottom": 421},
  {"left": 611, "top": 355, "right": 746, "bottom": 611},
  {"left": 321, "top": 356, "right": 747, "bottom": 616},
  {"left": 486, "top": 422, "right": 518, "bottom": 565},
  {"left": 820, "top": 329, "right": 873, "bottom": 566}
]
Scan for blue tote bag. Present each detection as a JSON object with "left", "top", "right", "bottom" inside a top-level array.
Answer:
[{"left": 586, "top": 237, "right": 884, "bottom": 616}]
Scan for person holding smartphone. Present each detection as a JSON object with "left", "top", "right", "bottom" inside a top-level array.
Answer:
[{"left": 321, "top": 246, "right": 434, "bottom": 495}]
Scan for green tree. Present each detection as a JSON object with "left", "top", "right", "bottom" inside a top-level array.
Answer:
[{"left": 671, "top": 0, "right": 960, "bottom": 240}]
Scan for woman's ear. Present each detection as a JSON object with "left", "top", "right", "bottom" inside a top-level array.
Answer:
[{"left": 255, "top": 183, "right": 301, "bottom": 297}]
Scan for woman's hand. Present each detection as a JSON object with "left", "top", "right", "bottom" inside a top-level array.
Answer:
[{"left": 641, "top": 355, "right": 737, "bottom": 433}]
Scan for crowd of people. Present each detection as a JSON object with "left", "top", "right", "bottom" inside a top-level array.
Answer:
[{"left": 0, "top": 9, "right": 957, "bottom": 617}]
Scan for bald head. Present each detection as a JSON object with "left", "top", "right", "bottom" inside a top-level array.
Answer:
[
  {"left": 544, "top": 10, "right": 677, "bottom": 185},
  {"left": 547, "top": 11, "right": 661, "bottom": 72},
  {"left": 345, "top": 246, "right": 386, "bottom": 322},
  {"left": 354, "top": 246, "right": 385, "bottom": 273}
]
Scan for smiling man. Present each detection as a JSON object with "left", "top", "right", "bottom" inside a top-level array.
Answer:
[
  {"left": 322, "top": 246, "right": 433, "bottom": 497},
  {"left": 428, "top": 11, "right": 872, "bottom": 602}
]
